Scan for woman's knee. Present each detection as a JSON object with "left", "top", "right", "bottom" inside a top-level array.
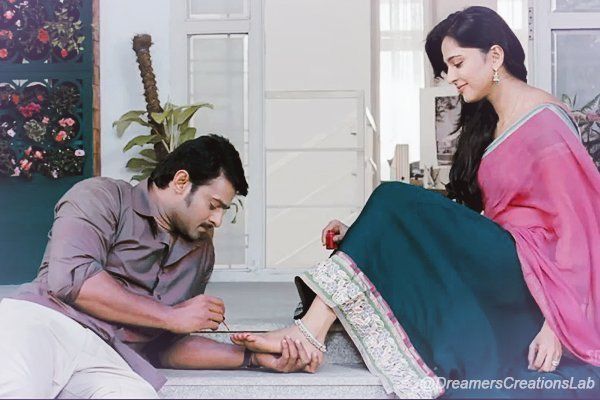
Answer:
[{"left": 369, "top": 181, "right": 419, "bottom": 205}]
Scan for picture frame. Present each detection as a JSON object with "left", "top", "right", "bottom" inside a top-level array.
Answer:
[{"left": 419, "top": 85, "right": 461, "bottom": 170}]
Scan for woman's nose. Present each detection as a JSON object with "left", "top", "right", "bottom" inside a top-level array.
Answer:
[{"left": 445, "top": 68, "right": 457, "bottom": 84}]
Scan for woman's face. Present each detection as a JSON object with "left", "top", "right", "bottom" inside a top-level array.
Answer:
[{"left": 440, "top": 36, "right": 496, "bottom": 103}]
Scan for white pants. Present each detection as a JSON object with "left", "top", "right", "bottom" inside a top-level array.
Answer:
[{"left": 0, "top": 299, "right": 159, "bottom": 399}]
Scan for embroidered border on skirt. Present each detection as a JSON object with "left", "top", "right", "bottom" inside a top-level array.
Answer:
[{"left": 297, "top": 252, "right": 445, "bottom": 399}]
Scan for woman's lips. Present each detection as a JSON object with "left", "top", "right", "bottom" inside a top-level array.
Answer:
[{"left": 457, "top": 84, "right": 467, "bottom": 93}]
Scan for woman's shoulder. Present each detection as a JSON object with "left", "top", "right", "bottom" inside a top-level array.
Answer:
[
  {"left": 519, "top": 89, "right": 578, "bottom": 133},
  {"left": 522, "top": 89, "right": 564, "bottom": 111}
]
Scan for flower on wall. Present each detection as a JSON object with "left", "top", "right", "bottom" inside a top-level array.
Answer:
[
  {"left": 0, "top": 0, "right": 86, "bottom": 63},
  {"left": 0, "top": 81, "right": 86, "bottom": 180}
]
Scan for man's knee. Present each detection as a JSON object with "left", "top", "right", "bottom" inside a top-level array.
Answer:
[
  {"left": 0, "top": 335, "right": 55, "bottom": 399},
  {"left": 96, "top": 384, "right": 159, "bottom": 399},
  {"left": 58, "top": 376, "right": 159, "bottom": 399},
  {"left": 0, "top": 370, "right": 53, "bottom": 398}
]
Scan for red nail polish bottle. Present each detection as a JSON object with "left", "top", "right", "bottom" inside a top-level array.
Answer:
[{"left": 325, "top": 230, "right": 338, "bottom": 250}]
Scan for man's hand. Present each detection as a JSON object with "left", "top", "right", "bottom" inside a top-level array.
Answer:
[
  {"left": 166, "top": 295, "right": 225, "bottom": 334},
  {"left": 253, "top": 337, "right": 323, "bottom": 373},
  {"left": 528, "top": 320, "right": 562, "bottom": 372}
]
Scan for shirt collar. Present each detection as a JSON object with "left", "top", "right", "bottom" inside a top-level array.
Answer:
[
  {"left": 132, "top": 179, "right": 170, "bottom": 245},
  {"left": 132, "top": 178, "right": 157, "bottom": 218}
]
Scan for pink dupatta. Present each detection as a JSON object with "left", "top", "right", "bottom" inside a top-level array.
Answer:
[{"left": 478, "top": 103, "right": 600, "bottom": 366}]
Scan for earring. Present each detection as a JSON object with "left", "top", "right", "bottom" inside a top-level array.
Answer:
[{"left": 492, "top": 69, "right": 500, "bottom": 84}]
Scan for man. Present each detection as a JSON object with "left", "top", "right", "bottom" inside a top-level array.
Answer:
[{"left": 0, "top": 135, "right": 316, "bottom": 398}]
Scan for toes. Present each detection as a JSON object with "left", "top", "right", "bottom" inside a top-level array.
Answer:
[
  {"left": 230, "top": 332, "right": 251, "bottom": 344},
  {"left": 244, "top": 333, "right": 257, "bottom": 343}
]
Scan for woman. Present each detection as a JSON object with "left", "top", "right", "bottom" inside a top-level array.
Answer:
[{"left": 233, "top": 6, "right": 600, "bottom": 398}]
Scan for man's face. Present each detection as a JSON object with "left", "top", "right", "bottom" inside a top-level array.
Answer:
[{"left": 171, "top": 173, "right": 236, "bottom": 241}]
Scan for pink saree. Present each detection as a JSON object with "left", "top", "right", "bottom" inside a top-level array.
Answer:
[{"left": 478, "top": 103, "right": 600, "bottom": 365}]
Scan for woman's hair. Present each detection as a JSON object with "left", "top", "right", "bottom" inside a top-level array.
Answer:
[
  {"left": 425, "top": 6, "right": 526, "bottom": 211},
  {"left": 150, "top": 134, "right": 249, "bottom": 196}
]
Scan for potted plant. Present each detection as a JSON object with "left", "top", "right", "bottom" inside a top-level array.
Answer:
[
  {"left": 113, "top": 101, "right": 212, "bottom": 182},
  {"left": 113, "top": 101, "right": 244, "bottom": 223},
  {"left": 113, "top": 34, "right": 243, "bottom": 223},
  {"left": 562, "top": 93, "right": 600, "bottom": 169}
]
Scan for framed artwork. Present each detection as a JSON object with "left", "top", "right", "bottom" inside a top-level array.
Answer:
[{"left": 419, "top": 85, "right": 460, "bottom": 170}]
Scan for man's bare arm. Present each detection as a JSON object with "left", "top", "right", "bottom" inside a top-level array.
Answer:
[
  {"left": 159, "top": 335, "right": 246, "bottom": 369},
  {"left": 74, "top": 270, "right": 224, "bottom": 334}
]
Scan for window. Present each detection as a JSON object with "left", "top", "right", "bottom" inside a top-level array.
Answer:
[
  {"left": 379, "top": 0, "right": 426, "bottom": 178},
  {"left": 170, "top": 0, "right": 263, "bottom": 274}
]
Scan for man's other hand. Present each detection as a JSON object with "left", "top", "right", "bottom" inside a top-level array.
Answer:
[
  {"left": 167, "top": 295, "right": 225, "bottom": 334},
  {"left": 253, "top": 336, "right": 322, "bottom": 373}
]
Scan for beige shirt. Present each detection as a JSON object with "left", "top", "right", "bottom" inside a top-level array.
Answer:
[{"left": 11, "top": 177, "right": 215, "bottom": 390}]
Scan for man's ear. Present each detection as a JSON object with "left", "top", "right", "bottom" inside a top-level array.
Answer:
[
  {"left": 489, "top": 44, "right": 505, "bottom": 71},
  {"left": 172, "top": 170, "right": 190, "bottom": 194}
]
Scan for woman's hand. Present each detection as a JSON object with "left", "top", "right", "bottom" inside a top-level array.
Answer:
[
  {"left": 528, "top": 320, "right": 562, "bottom": 372},
  {"left": 321, "top": 219, "right": 349, "bottom": 247}
]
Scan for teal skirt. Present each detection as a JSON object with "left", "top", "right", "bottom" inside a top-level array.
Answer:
[{"left": 296, "top": 182, "right": 600, "bottom": 399}]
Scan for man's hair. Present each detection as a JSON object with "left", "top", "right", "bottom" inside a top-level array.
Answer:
[{"left": 149, "top": 134, "right": 249, "bottom": 196}]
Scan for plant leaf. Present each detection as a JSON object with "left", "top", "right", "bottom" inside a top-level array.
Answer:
[
  {"left": 126, "top": 157, "right": 158, "bottom": 170},
  {"left": 123, "top": 134, "right": 161, "bottom": 152},
  {"left": 139, "top": 148, "right": 157, "bottom": 161},
  {"left": 113, "top": 118, "right": 150, "bottom": 136},
  {"left": 131, "top": 166, "right": 156, "bottom": 182},
  {"left": 175, "top": 103, "right": 213, "bottom": 126},
  {"left": 130, "top": 174, "right": 146, "bottom": 182},
  {"left": 150, "top": 111, "right": 167, "bottom": 125},
  {"left": 178, "top": 127, "right": 197, "bottom": 145},
  {"left": 581, "top": 93, "right": 600, "bottom": 114},
  {"left": 113, "top": 111, "right": 149, "bottom": 136},
  {"left": 116, "top": 110, "right": 146, "bottom": 120},
  {"left": 561, "top": 94, "right": 572, "bottom": 109}
]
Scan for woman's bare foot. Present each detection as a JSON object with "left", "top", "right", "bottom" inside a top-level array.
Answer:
[
  {"left": 231, "top": 296, "right": 337, "bottom": 373},
  {"left": 230, "top": 321, "right": 324, "bottom": 355}
]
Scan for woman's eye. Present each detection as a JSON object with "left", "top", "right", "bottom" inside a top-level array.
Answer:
[
  {"left": 455, "top": 62, "right": 463, "bottom": 68},
  {"left": 209, "top": 203, "right": 217, "bottom": 210}
]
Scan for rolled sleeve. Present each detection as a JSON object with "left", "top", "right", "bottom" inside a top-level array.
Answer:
[{"left": 46, "top": 179, "right": 119, "bottom": 303}]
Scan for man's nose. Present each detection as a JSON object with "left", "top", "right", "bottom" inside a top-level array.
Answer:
[{"left": 209, "top": 209, "right": 224, "bottom": 228}]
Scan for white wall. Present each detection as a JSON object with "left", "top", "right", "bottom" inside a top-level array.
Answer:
[{"left": 99, "top": 0, "right": 171, "bottom": 179}]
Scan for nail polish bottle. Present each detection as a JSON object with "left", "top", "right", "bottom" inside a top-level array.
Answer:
[{"left": 325, "top": 230, "right": 338, "bottom": 250}]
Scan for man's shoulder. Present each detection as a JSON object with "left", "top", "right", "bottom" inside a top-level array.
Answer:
[
  {"left": 57, "top": 177, "right": 135, "bottom": 212},
  {"left": 70, "top": 176, "right": 132, "bottom": 191}
]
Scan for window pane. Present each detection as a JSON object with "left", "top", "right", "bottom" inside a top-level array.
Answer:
[
  {"left": 553, "top": 0, "right": 600, "bottom": 12},
  {"left": 552, "top": 29, "right": 600, "bottom": 169},
  {"left": 552, "top": 30, "right": 600, "bottom": 107},
  {"left": 266, "top": 207, "right": 360, "bottom": 268},
  {"left": 188, "top": 0, "right": 248, "bottom": 19},
  {"left": 189, "top": 34, "right": 248, "bottom": 267}
]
